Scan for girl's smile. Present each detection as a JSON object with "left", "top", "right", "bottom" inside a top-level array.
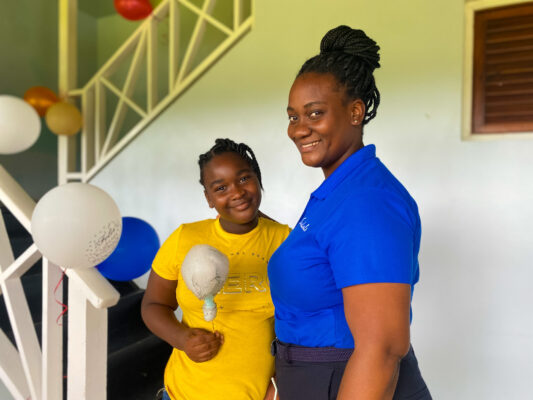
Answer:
[{"left": 202, "top": 152, "right": 262, "bottom": 234}]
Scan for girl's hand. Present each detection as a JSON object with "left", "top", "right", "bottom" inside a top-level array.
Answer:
[
  {"left": 182, "top": 328, "right": 224, "bottom": 363},
  {"left": 141, "top": 270, "right": 225, "bottom": 363}
]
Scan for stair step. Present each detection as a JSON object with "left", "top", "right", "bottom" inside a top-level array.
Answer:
[
  {"left": 107, "top": 334, "right": 171, "bottom": 400},
  {"left": 1, "top": 205, "right": 29, "bottom": 235},
  {"left": 0, "top": 273, "right": 44, "bottom": 345},
  {"left": 109, "top": 279, "right": 142, "bottom": 297},
  {"left": 8, "top": 236, "right": 36, "bottom": 259},
  {"left": 107, "top": 288, "right": 152, "bottom": 354}
]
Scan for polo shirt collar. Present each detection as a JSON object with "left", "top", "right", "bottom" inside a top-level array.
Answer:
[{"left": 311, "top": 144, "right": 376, "bottom": 200}]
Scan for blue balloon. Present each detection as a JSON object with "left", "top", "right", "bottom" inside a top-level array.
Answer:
[{"left": 97, "top": 217, "right": 160, "bottom": 281}]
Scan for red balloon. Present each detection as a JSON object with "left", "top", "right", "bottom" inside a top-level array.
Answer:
[{"left": 114, "top": 0, "right": 153, "bottom": 21}]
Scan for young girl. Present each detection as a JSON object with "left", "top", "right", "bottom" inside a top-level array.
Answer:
[{"left": 141, "top": 138, "right": 290, "bottom": 400}]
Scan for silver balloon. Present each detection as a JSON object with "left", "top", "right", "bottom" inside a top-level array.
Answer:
[{"left": 181, "top": 244, "right": 229, "bottom": 321}]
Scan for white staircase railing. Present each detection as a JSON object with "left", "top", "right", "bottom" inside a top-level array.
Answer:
[
  {"left": 0, "top": 1, "right": 254, "bottom": 398},
  {"left": 0, "top": 165, "right": 120, "bottom": 400},
  {"left": 60, "top": 0, "right": 254, "bottom": 183}
]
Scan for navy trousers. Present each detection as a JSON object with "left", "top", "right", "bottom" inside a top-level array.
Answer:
[{"left": 275, "top": 346, "right": 432, "bottom": 400}]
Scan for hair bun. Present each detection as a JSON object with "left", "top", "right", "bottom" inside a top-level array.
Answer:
[{"left": 320, "top": 25, "right": 381, "bottom": 70}]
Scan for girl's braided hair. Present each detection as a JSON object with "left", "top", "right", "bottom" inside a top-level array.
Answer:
[
  {"left": 198, "top": 138, "right": 263, "bottom": 188},
  {"left": 298, "top": 25, "right": 381, "bottom": 125}
]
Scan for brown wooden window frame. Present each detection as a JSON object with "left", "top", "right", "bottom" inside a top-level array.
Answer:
[{"left": 463, "top": 0, "right": 533, "bottom": 140}]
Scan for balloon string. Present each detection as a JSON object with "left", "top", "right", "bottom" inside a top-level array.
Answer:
[{"left": 54, "top": 269, "right": 68, "bottom": 326}]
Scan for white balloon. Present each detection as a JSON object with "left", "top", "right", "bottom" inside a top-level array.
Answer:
[
  {"left": 31, "top": 183, "right": 122, "bottom": 269},
  {"left": 0, "top": 95, "right": 41, "bottom": 154},
  {"left": 181, "top": 244, "right": 229, "bottom": 321}
]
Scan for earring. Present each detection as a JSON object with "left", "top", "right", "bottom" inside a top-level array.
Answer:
[{"left": 353, "top": 119, "right": 358, "bottom": 124}]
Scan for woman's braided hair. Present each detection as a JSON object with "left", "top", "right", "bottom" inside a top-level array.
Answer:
[
  {"left": 198, "top": 138, "right": 263, "bottom": 188},
  {"left": 298, "top": 25, "right": 381, "bottom": 125}
]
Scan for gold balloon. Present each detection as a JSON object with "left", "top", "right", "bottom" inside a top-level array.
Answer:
[
  {"left": 24, "top": 86, "right": 59, "bottom": 117},
  {"left": 45, "top": 102, "right": 83, "bottom": 136}
]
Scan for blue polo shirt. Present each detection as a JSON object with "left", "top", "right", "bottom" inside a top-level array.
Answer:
[{"left": 268, "top": 145, "right": 421, "bottom": 349}]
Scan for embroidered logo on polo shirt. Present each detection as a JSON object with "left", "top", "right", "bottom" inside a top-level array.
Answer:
[{"left": 299, "top": 217, "right": 310, "bottom": 232}]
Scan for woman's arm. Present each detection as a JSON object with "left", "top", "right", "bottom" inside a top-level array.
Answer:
[
  {"left": 141, "top": 269, "right": 223, "bottom": 362},
  {"left": 337, "top": 282, "right": 411, "bottom": 400}
]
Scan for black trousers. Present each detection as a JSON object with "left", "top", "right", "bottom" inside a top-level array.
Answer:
[{"left": 275, "top": 346, "right": 432, "bottom": 400}]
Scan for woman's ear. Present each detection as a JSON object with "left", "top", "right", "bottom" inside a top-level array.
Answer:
[
  {"left": 204, "top": 190, "right": 215, "bottom": 208},
  {"left": 350, "top": 99, "right": 366, "bottom": 126}
]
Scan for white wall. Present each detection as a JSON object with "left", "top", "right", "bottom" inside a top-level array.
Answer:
[{"left": 91, "top": 1, "right": 533, "bottom": 399}]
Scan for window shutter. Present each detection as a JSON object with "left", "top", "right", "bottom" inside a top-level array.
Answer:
[{"left": 473, "top": 2, "right": 533, "bottom": 133}]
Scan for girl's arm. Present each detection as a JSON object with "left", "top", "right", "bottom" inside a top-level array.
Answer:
[
  {"left": 337, "top": 283, "right": 411, "bottom": 400},
  {"left": 263, "top": 377, "right": 277, "bottom": 400},
  {"left": 141, "top": 269, "right": 223, "bottom": 363}
]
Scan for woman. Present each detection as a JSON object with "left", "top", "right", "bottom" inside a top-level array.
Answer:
[{"left": 268, "top": 26, "right": 432, "bottom": 399}]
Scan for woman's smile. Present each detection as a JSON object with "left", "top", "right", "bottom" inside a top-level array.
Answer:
[
  {"left": 299, "top": 140, "right": 321, "bottom": 152},
  {"left": 287, "top": 72, "right": 364, "bottom": 178}
]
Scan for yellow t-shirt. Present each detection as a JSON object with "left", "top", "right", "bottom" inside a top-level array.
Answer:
[{"left": 152, "top": 217, "right": 291, "bottom": 400}]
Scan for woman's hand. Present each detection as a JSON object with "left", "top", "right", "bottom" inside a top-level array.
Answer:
[
  {"left": 337, "top": 283, "right": 411, "bottom": 400},
  {"left": 181, "top": 328, "right": 224, "bottom": 363}
]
